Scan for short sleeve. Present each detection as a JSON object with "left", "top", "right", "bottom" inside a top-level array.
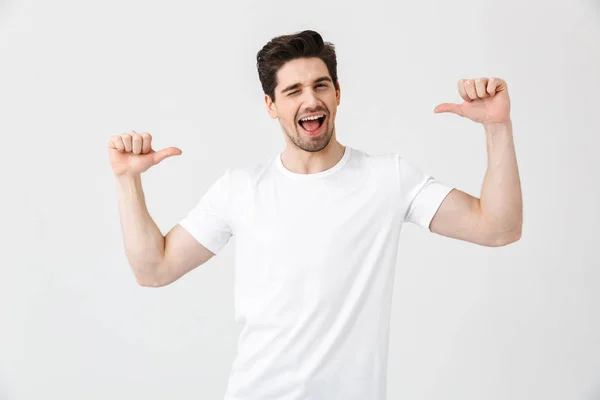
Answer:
[
  {"left": 178, "top": 168, "right": 234, "bottom": 254},
  {"left": 396, "top": 155, "right": 454, "bottom": 231}
]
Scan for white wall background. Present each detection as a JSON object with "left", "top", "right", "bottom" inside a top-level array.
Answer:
[{"left": 1, "top": 0, "right": 599, "bottom": 399}]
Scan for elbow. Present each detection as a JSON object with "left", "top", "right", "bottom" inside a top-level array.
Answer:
[
  {"left": 487, "top": 225, "right": 522, "bottom": 247},
  {"left": 136, "top": 276, "right": 168, "bottom": 288},
  {"left": 133, "top": 264, "right": 169, "bottom": 288}
]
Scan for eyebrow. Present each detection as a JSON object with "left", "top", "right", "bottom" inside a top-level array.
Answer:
[{"left": 280, "top": 76, "right": 333, "bottom": 95}]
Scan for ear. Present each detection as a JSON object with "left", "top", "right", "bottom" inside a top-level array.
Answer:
[
  {"left": 336, "top": 81, "right": 341, "bottom": 106},
  {"left": 265, "top": 94, "right": 278, "bottom": 119}
]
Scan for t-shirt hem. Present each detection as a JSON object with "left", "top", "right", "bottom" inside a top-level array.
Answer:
[
  {"left": 178, "top": 220, "right": 222, "bottom": 255},
  {"left": 408, "top": 183, "right": 454, "bottom": 231}
]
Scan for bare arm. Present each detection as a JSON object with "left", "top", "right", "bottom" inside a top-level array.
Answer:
[
  {"left": 110, "top": 131, "right": 214, "bottom": 287},
  {"left": 430, "top": 78, "right": 523, "bottom": 246},
  {"left": 115, "top": 174, "right": 215, "bottom": 287},
  {"left": 115, "top": 174, "right": 165, "bottom": 284},
  {"left": 430, "top": 122, "right": 523, "bottom": 246}
]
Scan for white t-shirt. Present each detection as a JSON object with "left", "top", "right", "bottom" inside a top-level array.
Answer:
[{"left": 178, "top": 145, "right": 453, "bottom": 400}]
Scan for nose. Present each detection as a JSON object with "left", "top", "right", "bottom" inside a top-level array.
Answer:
[{"left": 302, "top": 87, "right": 319, "bottom": 107}]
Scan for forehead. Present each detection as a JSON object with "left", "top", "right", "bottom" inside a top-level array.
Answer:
[{"left": 276, "top": 57, "right": 330, "bottom": 90}]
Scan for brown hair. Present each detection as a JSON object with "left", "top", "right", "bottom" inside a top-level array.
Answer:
[{"left": 256, "top": 30, "right": 339, "bottom": 102}]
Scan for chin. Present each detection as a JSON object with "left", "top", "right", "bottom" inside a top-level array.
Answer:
[{"left": 295, "top": 130, "right": 333, "bottom": 153}]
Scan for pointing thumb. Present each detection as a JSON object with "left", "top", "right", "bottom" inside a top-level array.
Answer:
[
  {"left": 433, "top": 103, "right": 462, "bottom": 115},
  {"left": 153, "top": 147, "right": 182, "bottom": 165}
]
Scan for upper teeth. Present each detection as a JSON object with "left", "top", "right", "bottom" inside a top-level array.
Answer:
[{"left": 300, "top": 115, "right": 324, "bottom": 122}]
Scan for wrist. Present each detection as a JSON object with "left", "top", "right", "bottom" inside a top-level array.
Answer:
[
  {"left": 115, "top": 173, "right": 142, "bottom": 186},
  {"left": 483, "top": 119, "right": 512, "bottom": 134}
]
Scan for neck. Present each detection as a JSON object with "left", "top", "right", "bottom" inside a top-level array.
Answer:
[{"left": 280, "top": 139, "right": 346, "bottom": 175}]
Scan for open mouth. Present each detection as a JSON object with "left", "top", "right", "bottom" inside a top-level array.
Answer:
[{"left": 298, "top": 114, "right": 326, "bottom": 136}]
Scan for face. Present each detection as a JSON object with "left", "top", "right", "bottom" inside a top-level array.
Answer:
[{"left": 265, "top": 57, "right": 341, "bottom": 153}]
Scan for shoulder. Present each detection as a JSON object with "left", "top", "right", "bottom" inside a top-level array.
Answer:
[
  {"left": 228, "top": 158, "right": 272, "bottom": 186},
  {"left": 347, "top": 146, "right": 398, "bottom": 167},
  {"left": 225, "top": 156, "right": 278, "bottom": 199},
  {"left": 349, "top": 147, "right": 401, "bottom": 181},
  {"left": 351, "top": 147, "right": 434, "bottom": 190}
]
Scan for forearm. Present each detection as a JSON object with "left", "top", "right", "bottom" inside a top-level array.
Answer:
[
  {"left": 115, "top": 174, "right": 166, "bottom": 283},
  {"left": 479, "top": 120, "right": 523, "bottom": 240}
]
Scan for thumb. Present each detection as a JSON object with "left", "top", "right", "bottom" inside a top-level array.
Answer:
[
  {"left": 434, "top": 103, "right": 463, "bottom": 115},
  {"left": 153, "top": 147, "right": 182, "bottom": 165}
]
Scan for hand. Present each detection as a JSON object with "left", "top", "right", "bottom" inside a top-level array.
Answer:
[
  {"left": 108, "top": 130, "right": 182, "bottom": 177},
  {"left": 433, "top": 77, "right": 511, "bottom": 125}
]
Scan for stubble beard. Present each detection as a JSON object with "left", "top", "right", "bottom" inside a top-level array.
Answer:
[{"left": 283, "top": 118, "right": 334, "bottom": 153}]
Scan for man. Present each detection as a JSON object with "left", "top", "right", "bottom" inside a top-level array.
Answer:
[{"left": 108, "top": 30, "right": 522, "bottom": 400}]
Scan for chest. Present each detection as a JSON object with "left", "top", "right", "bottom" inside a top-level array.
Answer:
[{"left": 234, "top": 177, "right": 399, "bottom": 279}]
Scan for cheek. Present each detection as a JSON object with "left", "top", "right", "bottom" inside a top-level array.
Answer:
[
  {"left": 285, "top": 107, "right": 300, "bottom": 126},
  {"left": 286, "top": 114, "right": 297, "bottom": 128}
]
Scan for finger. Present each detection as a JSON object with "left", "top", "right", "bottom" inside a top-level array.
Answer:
[
  {"left": 465, "top": 80, "right": 478, "bottom": 100},
  {"left": 487, "top": 77, "right": 502, "bottom": 97},
  {"left": 141, "top": 132, "right": 152, "bottom": 154},
  {"left": 434, "top": 103, "right": 463, "bottom": 116},
  {"left": 152, "top": 147, "right": 183, "bottom": 165},
  {"left": 475, "top": 78, "right": 489, "bottom": 98},
  {"left": 111, "top": 136, "right": 125, "bottom": 152},
  {"left": 458, "top": 79, "right": 471, "bottom": 102},
  {"left": 131, "top": 133, "right": 142, "bottom": 155},
  {"left": 121, "top": 133, "right": 132, "bottom": 152},
  {"left": 108, "top": 135, "right": 121, "bottom": 150}
]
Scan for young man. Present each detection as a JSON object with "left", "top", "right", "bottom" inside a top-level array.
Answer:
[{"left": 109, "top": 30, "right": 522, "bottom": 400}]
